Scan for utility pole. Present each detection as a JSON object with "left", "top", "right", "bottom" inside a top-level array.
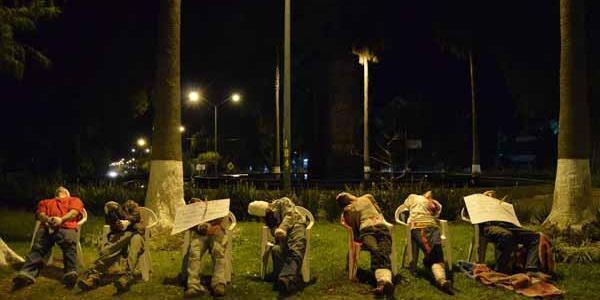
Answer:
[
  {"left": 282, "top": 0, "right": 292, "bottom": 189},
  {"left": 274, "top": 48, "right": 281, "bottom": 176}
]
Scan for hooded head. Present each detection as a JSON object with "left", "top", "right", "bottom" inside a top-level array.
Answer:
[{"left": 248, "top": 201, "right": 270, "bottom": 217}]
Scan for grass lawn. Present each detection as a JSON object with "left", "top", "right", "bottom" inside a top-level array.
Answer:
[{"left": 0, "top": 209, "right": 598, "bottom": 299}]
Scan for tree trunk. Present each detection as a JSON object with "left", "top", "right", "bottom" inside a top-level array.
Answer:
[
  {"left": 544, "top": 0, "right": 596, "bottom": 233},
  {"left": 0, "top": 238, "right": 24, "bottom": 266},
  {"left": 469, "top": 50, "right": 481, "bottom": 177},
  {"left": 145, "top": 0, "right": 184, "bottom": 231}
]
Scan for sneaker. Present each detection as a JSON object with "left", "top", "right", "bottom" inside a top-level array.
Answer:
[
  {"left": 438, "top": 280, "right": 455, "bottom": 295},
  {"left": 184, "top": 286, "right": 208, "bottom": 298},
  {"left": 114, "top": 275, "right": 133, "bottom": 292},
  {"left": 212, "top": 283, "right": 226, "bottom": 297},
  {"left": 63, "top": 272, "right": 78, "bottom": 288},
  {"left": 77, "top": 276, "right": 99, "bottom": 291},
  {"left": 12, "top": 274, "right": 34, "bottom": 289}
]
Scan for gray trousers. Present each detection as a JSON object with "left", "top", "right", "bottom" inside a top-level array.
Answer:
[
  {"left": 185, "top": 230, "right": 227, "bottom": 291},
  {"left": 271, "top": 223, "right": 306, "bottom": 283}
]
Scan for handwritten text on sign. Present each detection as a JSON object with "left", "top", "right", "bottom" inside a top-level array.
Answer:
[
  {"left": 171, "top": 199, "right": 230, "bottom": 235},
  {"left": 463, "top": 194, "right": 521, "bottom": 227}
]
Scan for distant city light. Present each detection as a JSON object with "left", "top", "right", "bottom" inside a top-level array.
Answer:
[
  {"left": 107, "top": 171, "right": 118, "bottom": 178},
  {"left": 145, "top": 148, "right": 150, "bottom": 153},
  {"left": 137, "top": 138, "right": 147, "bottom": 147},
  {"left": 131, "top": 148, "right": 136, "bottom": 153},
  {"left": 179, "top": 125, "right": 185, "bottom": 133}
]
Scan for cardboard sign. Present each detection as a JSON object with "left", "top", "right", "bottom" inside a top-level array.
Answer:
[
  {"left": 171, "top": 199, "right": 230, "bottom": 235},
  {"left": 463, "top": 194, "right": 521, "bottom": 227}
]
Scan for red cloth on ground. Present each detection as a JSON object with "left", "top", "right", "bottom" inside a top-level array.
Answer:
[
  {"left": 472, "top": 264, "right": 563, "bottom": 298},
  {"left": 37, "top": 197, "right": 84, "bottom": 229}
]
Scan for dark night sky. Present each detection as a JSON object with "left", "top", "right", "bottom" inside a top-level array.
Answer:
[{"left": 0, "top": 0, "right": 598, "bottom": 178}]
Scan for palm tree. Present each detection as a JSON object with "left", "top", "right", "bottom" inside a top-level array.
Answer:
[
  {"left": 544, "top": 0, "right": 596, "bottom": 233},
  {"left": 0, "top": 1, "right": 60, "bottom": 79},
  {"left": 145, "top": 0, "right": 185, "bottom": 231},
  {"left": 352, "top": 47, "right": 378, "bottom": 180}
]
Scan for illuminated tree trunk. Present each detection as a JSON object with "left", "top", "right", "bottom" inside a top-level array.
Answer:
[
  {"left": 145, "top": 0, "right": 185, "bottom": 231},
  {"left": 544, "top": 0, "right": 596, "bottom": 233}
]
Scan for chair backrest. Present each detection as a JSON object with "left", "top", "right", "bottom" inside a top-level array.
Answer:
[
  {"left": 78, "top": 208, "right": 88, "bottom": 227},
  {"left": 295, "top": 206, "right": 314, "bottom": 230},
  {"left": 139, "top": 207, "right": 158, "bottom": 229},
  {"left": 394, "top": 206, "right": 409, "bottom": 226},
  {"left": 227, "top": 211, "right": 237, "bottom": 231},
  {"left": 460, "top": 207, "right": 472, "bottom": 223}
]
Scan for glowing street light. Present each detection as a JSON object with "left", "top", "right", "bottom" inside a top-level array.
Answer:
[
  {"left": 231, "top": 93, "right": 241, "bottom": 102},
  {"left": 131, "top": 148, "right": 136, "bottom": 153},
  {"left": 107, "top": 170, "right": 118, "bottom": 178},
  {"left": 179, "top": 125, "right": 185, "bottom": 133},
  {"left": 144, "top": 148, "right": 150, "bottom": 153},
  {"left": 137, "top": 138, "right": 147, "bottom": 147},
  {"left": 188, "top": 91, "right": 200, "bottom": 102}
]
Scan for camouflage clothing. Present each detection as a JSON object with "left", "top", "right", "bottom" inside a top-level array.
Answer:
[
  {"left": 360, "top": 224, "right": 392, "bottom": 272},
  {"left": 265, "top": 198, "right": 308, "bottom": 286},
  {"left": 84, "top": 200, "right": 145, "bottom": 281},
  {"left": 183, "top": 217, "right": 229, "bottom": 292}
]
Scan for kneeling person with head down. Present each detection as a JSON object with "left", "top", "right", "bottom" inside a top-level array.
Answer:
[
  {"left": 248, "top": 197, "right": 308, "bottom": 294},
  {"left": 336, "top": 192, "right": 394, "bottom": 298}
]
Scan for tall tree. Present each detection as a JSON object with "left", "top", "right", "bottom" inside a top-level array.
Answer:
[
  {"left": 544, "top": 0, "right": 596, "bottom": 232},
  {"left": 145, "top": 0, "right": 184, "bottom": 230},
  {"left": 0, "top": 0, "right": 60, "bottom": 79}
]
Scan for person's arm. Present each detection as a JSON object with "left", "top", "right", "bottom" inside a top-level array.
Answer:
[
  {"left": 364, "top": 194, "right": 383, "bottom": 214},
  {"left": 36, "top": 200, "right": 50, "bottom": 224},
  {"left": 275, "top": 198, "right": 295, "bottom": 234}
]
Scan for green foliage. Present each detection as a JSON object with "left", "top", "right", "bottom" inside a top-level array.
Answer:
[
  {"left": 195, "top": 151, "right": 221, "bottom": 165},
  {"left": 0, "top": 0, "right": 61, "bottom": 79}
]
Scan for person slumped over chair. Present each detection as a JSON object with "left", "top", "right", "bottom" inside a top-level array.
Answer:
[
  {"left": 400, "top": 191, "right": 454, "bottom": 295},
  {"left": 248, "top": 197, "right": 308, "bottom": 294},
  {"left": 336, "top": 192, "right": 394, "bottom": 298},
  {"left": 475, "top": 191, "right": 554, "bottom": 276},
  {"left": 78, "top": 200, "right": 145, "bottom": 292},
  {"left": 181, "top": 198, "right": 229, "bottom": 298},
  {"left": 13, "top": 186, "right": 84, "bottom": 289}
]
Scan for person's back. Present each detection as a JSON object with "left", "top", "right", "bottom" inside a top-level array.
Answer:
[{"left": 402, "top": 193, "right": 441, "bottom": 229}]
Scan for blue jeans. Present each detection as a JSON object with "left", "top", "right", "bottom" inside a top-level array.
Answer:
[{"left": 18, "top": 227, "right": 78, "bottom": 281}]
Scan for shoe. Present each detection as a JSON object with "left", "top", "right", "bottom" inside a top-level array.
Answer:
[
  {"left": 184, "top": 286, "right": 208, "bottom": 298},
  {"left": 63, "top": 272, "right": 78, "bottom": 288},
  {"left": 277, "top": 276, "right": 298, "bottom": 294},
  {"left": 438, "top": 280, "right": 455, "bottom": 295},
  {"left": 77, "top": 276, "right": 99, "bottom": 291},
  {"left": 373, "top": 281, "right": 394, "bottom": 297},
  {"left": 12, "top": 274, "right": 34, "bottom": 289},
  {"left": 212, "top": 283, "right": 226, "bottom": 297},
  {"left": 114, "top": 275, "right": 133, "bottom": 292}
]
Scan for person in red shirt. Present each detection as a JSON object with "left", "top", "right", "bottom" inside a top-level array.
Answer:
[{"left": 13, "top": 186, "right": 84, "bottom": 289}]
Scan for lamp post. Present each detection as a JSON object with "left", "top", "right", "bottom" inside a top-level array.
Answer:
[
  {"left": 282, "top": 0, "right": 292, "bottom": 189},
  {"left": 187, "top": 91, "right": 241, "bottom": 154},
  {"left": 353, "top": 48, "right": 378, "bottom": 181}
]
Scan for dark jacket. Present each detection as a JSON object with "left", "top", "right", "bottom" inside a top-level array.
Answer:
[{"left": 105, "top": 200, "right": 145, "bottom": 235}]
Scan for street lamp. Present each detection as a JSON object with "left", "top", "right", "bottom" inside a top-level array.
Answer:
[
  {"left": 137, "top": 138, "right": 147, "bottom": 147},
  {"left": 179, "top": 125, "right": 185, "bottom": 133},
  {"left": 187, "top": 92, "right": 242, "bottom": 154}
]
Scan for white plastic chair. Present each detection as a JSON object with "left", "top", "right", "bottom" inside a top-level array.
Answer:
[
  {"left": 29, "top": 208, "right": 87, "bottom": 269},
  {"left": 340, "top": 213, "right": 398, "bottom": 281},
  {"left": 101, "top": 206, "right": 158, "bottom": 282},
  {"left": 460, "top": 207, "right": 489, "bottom": 263},
  {"left": 181, "top": 211, "right": 237, "bottom": 283},
  {"left": 394, "top": 206, "right": 452, "bottom": 271},
  {"left": 260, "top": 206, "right": 314, "bottom": 283}
]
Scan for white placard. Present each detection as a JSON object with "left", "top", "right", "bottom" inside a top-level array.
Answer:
[
  {"left": 463, "top": 194, "right": 521, "bottom": 227},
  {"left": 171, "top": 199, "right": 230, "bottom": 235}
]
